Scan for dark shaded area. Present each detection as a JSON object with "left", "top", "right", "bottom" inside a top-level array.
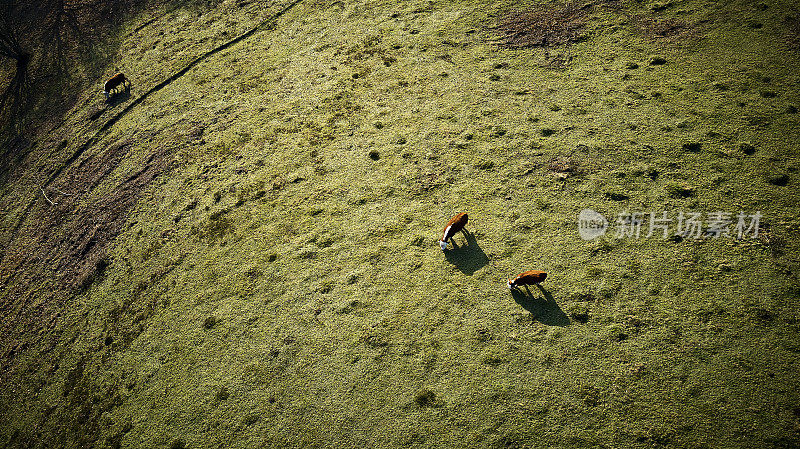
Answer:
[
  {"left": 0, "top": 0, "right": 135, "bottom": 166},
  {"left": 0, "top": 2, "right": 31, "bottom": 138},
  {"left": 511, "top": 284, "right": 570, "bottom": 326},
  {"left": 39, "top": 0, "right": 86, "bottom": 77},
  {"left": 0, "top": 0, "right": 226, "bottom": 171},
  {"left": 0, "top": 133, "right": 27, "bottom": 186},
  {"left": 785, "top": 14, "right": 800, "bottom": 50},
  {"left": 443, "top": 229, "right": 489, "bottom": 275},
  {"left": 414, "top": 388, "right": 441, "bottom": 407},
  {"left": 104, "top": 87, "right": 131, "bottom": 106}
]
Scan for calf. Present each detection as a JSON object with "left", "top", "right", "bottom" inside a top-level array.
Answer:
[
  {"left": 439, "top": 212, "right": 468, "bottom": 250},
  {"left": 103, "top": 73, "right": 130, "bottom": 98},
  {"left": 507, "top": 270, "right": 547, "bottom": 289}
]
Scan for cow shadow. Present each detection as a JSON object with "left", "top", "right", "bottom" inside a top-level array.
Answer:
[
  {"left": 510, "top": 284, "right": 570, "bottom": 327},
  {"left": 443, "top": 229, "right": 489, "bottom": 275},
  {"left": 104, "top": 89, "right": 131, "bottom": 107}
]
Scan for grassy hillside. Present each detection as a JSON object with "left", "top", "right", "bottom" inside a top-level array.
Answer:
[{"left": 1, "top": 0, "right": 799, "bottom": 447}]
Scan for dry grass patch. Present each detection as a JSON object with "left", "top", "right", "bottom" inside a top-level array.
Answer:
[
  {"left": 496, "top": 1, "right": 591, "bottom": 48},
  {"left": 630, "top": 14, "right": 699, "bottom": 40}
]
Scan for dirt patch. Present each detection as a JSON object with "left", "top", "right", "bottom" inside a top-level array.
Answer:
[
  {"left": 547, "top": 156, "right": 582, "bottom": 179},
  {"left": 0, "top": 137, "right": 174, "bottom": 364},
  {"left": 631, "top": 15, "right": 699, "bottom": 40},
  {"left": 496, "top": 2, "right": 591, "bottom": 49}
]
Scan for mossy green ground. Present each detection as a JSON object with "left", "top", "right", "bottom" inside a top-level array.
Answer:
[{"left": 1, "top": 0, "right": 800, "bottom": 447}]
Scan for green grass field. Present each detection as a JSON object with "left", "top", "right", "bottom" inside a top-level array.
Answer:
[{"left": 1, "top": 0, "right": 799, "bottom": 447}]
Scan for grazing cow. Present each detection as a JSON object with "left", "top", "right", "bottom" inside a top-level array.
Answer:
[
  {"left": 439, "top": 212, "right": 468, "bottom": 250},
  {"left": 103, "top": 73, "right": 130, "bottom": 98},
  {"left": 508, "top": 270, "right": 547, "bottom": 289}
]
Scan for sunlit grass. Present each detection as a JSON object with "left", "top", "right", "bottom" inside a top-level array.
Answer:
[{"left": 1, "top": 0, "right": 799, "bottom": 447}]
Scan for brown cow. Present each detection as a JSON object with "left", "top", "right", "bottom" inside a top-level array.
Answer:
[
  {"left": 507, "top": 270, "right": 547, "bottom": 289},
  {"left": 103, "top": 73, "right": 130, "bottom": 98},
  {"left": 439, "top": 212, "right": 468, "bottom": 250}
]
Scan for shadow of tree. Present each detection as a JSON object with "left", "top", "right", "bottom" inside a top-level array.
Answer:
[
  {"left": 40, "top": 0, "right": 85, "bottom": 77},
  {"left": 0, "top": 0, "right": 221, "bottom": 148},
  {"left": 0, "top": 54, "right": 30, "bottom": 135},
  {"left": 0, "top": 8, "right": 31, "bottom": 137},
  {"left": 510, "top": 284, "right": 570, "bottom": 326},
  {"left": 443, "top": 229, "right": 489, "bottom": 275}
]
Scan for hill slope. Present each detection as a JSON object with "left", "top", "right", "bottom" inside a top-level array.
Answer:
[{"left": 1, "top": 0, "right": 800, "bottom": 447}]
